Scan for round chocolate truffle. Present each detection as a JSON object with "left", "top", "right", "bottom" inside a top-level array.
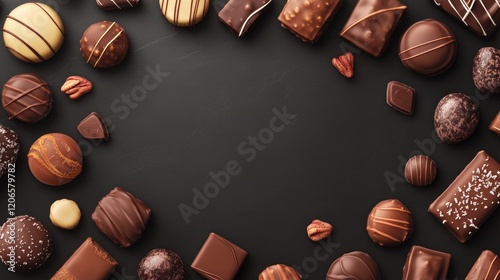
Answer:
[
  {"left": 0, "top": 124, "right": 20, "bottom": 177},
  {"left": 2, "top": 73, "right": 53, "bottom": 123},
  {"left": 137, "top": 249, "right": 186, "bottom": 280},
  {"left": 259, "top": 264, "right": 301, "bottom": 280},
  {"left": 0, "top": 215, "right": 53, "bottom": 272},
  {"left": 327, "top": 251, "right": 380, "bottom": 280},
  {"left": 434, "top": 93, "right": 480, "bottom": 144},
  {"left": 399, "top": 19, "right": 456, "bottom": 76},
  {"left": 159, "top": 0, "right": 210, "bottom": 27},
  {"left": 366, "top": 199, "right": 413, "bottom": 247},
  {"left": 80, "top": 21, "right": 129, "bottom": 69},
  {"left": 473, "top": 47, "right": 500, "bottom": 95},
  {"left": 404, "top": 155, "right": 437, "bottom": 187},
  {"left": 27, "top": 133, "right": 83, "bottom": 186}
]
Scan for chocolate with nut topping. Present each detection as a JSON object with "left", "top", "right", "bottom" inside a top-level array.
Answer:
[{"left": 218, "top": 0, "right": 272, "bottom": 37}]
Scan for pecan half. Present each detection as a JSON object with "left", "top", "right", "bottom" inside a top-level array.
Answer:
[
  {"left": 307, "top": 219, "right": 333, "bottom": 241},
  {"left": 332, "top": 52, "right": 354, "bottom": 78},
  {"left": 61, "top": 76, "right": 92, "bottom": 99}
]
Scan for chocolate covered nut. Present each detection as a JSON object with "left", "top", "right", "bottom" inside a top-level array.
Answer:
[
  {"left": 61, "top": 76, "right": 92, "bottom": 99},
  {"left": 159, "top": 0, "right": 210, "bottom": 27},
  {"left": 473, "top": 47, "right": 500, "bottom": 95},
  {"left": 402, "top": 246, "right": 451, "bottom": 280},
  {"left": 50, "top": 199, "right": 81, "bottom": 230},
  {"left": 307, "top": 219, "right": 333, "bottom": 241},
  {"left": 218, "top": 0, "right": 272, "bottom": 37},
  {"left": 327, "top": 251, "right": 380, "bottom": 280},
  {"left": 259, "top": 264, "right": 301, "bottom": 280},
  {"left": 78, "top": 112, "right": 109, "bottom": 141},
  {"left": 96, "top": 0, "right": 141, "bottom": 10},
  {"left": 332, "top": 52, "right": 354, "bottom": 78},
  {"left": 386, "top": 81, "right": 415, "bottom": 115},
  {"left": 405, "top": 155, "right": 437, "bottom": 186},
  {"left": 138, "top": 249, "right": 186, "bottom": 280},
  {"left": 466, "top": 250, "right": 500, "bottom": 280},
  {"left": 366, "top": 199, "right": 413, "bottom": 247},
  {"left": 0, "top": 124, "right": 20, "bottom": 177},
  {"left": 434, "top": 93, "right": 479, "bottom": 144},
  {"left": 489, "top": 111, "right": 500, "bottom": 136}
]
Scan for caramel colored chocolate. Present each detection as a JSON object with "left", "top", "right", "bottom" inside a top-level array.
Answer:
[
  {"left": 78, "top": 112, "right": 109, "bottom": 141},
  {"left": 96, "top": 0, "right": 141, "bottom": 10},
  {"left": 466, "top": 250, "right": 500, "bottom": 280},
  {"left": 402, "top": 246, "right": 451, "bottom": 280},
  {"left": 218, "top": 0, "right": 272, "bottom": 37},
  {"left": 489, "top": 111, "right": 500, "bottom": 136},
  {"left": 429, "top": 150, "right": 500, "bottom": 243},
  {"left": 278, "top": 0, "right": 343, "bottom": 43},
  {"left": 405, "top": 155, "right": 437, "bottom": 186},
  {"left": 327, "top": 251, "right": 380, "bottom": 280},
  {"left": 259, "top": 264, "right": 301, "bottom": 280},
  {"left": 367, "top": 199, "right": 413, "bottom": 247},
  {"left": 386, "top": 81, "right": 415, "bottom": 115}
]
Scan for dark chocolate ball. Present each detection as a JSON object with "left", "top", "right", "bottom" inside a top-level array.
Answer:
[
  {"left": 473, "top": 47, "right": 500, "bottom": 95},
  {"left": 0, "top": 124, "right": 20, "bottom": 177},
  {"left": 2, "top": 73, "right": 53, "bottom": 123},
  {"left": 367, "top": 199, "right": 413, "bottom": 247},
  {"left": 327, "top": 251, "right": 380, "bottom": 280},
  {"left": 80, "top": 21, "right": 129, "bottom": 69},
  {"left": 137, "top": 249, "right": 186, "bottom": 280},
  {"left": 434, "top": 93, "right": 479, "bottom": 144},
  {"left": 27, "top": 133, "right": 83, "bottom": 186},
  {"left": 259, "top": 264, "right": 301, "bottom": 280},
  {"left": 404, "top": 155, "right": 437, "bottom": 186},
  {"left": 0, "top": 215, "right": 53, "bottom": 272}
]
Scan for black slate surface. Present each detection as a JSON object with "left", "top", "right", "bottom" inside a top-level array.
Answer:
[{"left": 0, "top": 0, "right": 499, "bottom": 279}]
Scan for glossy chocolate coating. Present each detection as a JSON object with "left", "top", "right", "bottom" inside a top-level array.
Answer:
[
  {"left": 52, "top": 237, "right": 118, "bottom": 280},
  {"left": 489, "top": 111, "right": 500, "bottom": 136},
  {"left": 92, "top": 187, "right": 151, "bottom": 248},
  {"left": 96, "top": 0, "right": 141, "bottom": 10},
  {"left": 0, "top": 124, "right": 20, "bottom": 177},
  {"left": 399, "top": 19, "right": 456, "bottom": 76},
  {"left": 340, "top": 0, "right": 406, "bottom": 57},
  {"left": 405, "top": 155, "right": 437, "bottom": 186},
  {"left": 429, "top": 150, "right": 500, "bottom": 243},
  {"left": 327, "top": 251, "right": 380, "bottom": 280},
  {"left": 2, "top": 73, "right": 53, "bottom": 123},
  {"left": 278, "top": 0, "right": 342, "bottom": 43},
  {"left": 402, "top": 246, "right": 450, "bottom": 280},
  {"left": 0, "top": 215, "right": 53, "bottom": 272},
  {"left": 366, "top": 199, "right": 413, "bottom": 247},
  {"left": 466, "top": 250, "right": 500, "bottom": 280},
  {"left": 80, "top": 21, "right": 129, "bottom": 69},
  {"left": 27, "top": 133, "right": 83, "bottom": 186},
  {"left": 386, "top": 81, "right": 415, "bottom": 115},
  {"left": 218, "top": 0, "right": 272, "bottom": 37},
  {"left": 259, "top": 264, "right": 301, "bottom": 280},
  {"left": 138, "top": 249, "right": 186, "bottom": 280},
  {"left": 473, "top": 47, "right": 500, "bottom": 95},
  {"left": 78, "top": 112, "right": 109, "bottom": 141},
  {"left": 191, "top": 233, "right": 247, "bottom": 280},
  {"left": 434, "top": 93, "right": 479, "bottom": 144},
  {"left": 159, "top": 0, "right": 210, "bottom": 27}
]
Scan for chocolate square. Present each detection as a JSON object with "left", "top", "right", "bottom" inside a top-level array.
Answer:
[
  {"left": 218, "top": 0, "right": 272, "bottom": 37},
  {"left": 340, "top": 0, "right": 406, "bottom": 57},
  {"left": 191, "top": 233, "right": 247, "bottom": 280},
  {"left": 429, "top": 150, "right": 500, "bottom": 243},
  {"left": 386, "top": 81, "right": 415, "bottom": 115},
  {"left": 466, "top": 250, "right": 500, "bottom": 279},
  {"left": 489, "top": 111, "right": 500, "bottom": 136},
  {"left": 402, "top": 246, "right": 451, "bottom": 280}
]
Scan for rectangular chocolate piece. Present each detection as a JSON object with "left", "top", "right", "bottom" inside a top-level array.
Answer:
[
  {"left": 96, "top": 0, "right": 141, "bottom": 10},
  {"left": 278, "top": 0, "right": 343, "bottom": 43},
  {"left": 402, "top": 245, "right": 451, "bottom": 280},
  {"left": 433, "top": 0, "right": 500, "bottom": 37},
  {"left": 51, "top": 237, "right": 118, "bottom": 280},
  {"left": 489, "top": 111, "right": 500, "bottom": 136},
  {"left": 218, "top": 0, "right": 272, "bottom": 37},
  {"left": 386, "top": 81, "right": 415, "bottom": 115},
  {"left": 429, "top": 150, "right": 500, "bottom": 243},
  {"left": 466, "top": 250, "right": 500, "bottom": 280},
  {"left": 340, "top": 0, "right": 406, "bottom": 57},
  {"left": 191, "top": 232, "right": 247, "bottom": 280}
]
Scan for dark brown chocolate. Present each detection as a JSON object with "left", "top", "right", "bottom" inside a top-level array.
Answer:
[
  {"left": 489, "top": 111, "right": 500, "bottom": 136},
  {"left": 138, "top": 249, "right": 186, "bottom": 280},
  {"left": 429, "top": 150, "right": 500, "bottom": 243},
  {"left": 78, "top": 112, "right": 109, "bottom": 141},
  {"left": 327, "top": 251, "right": 380, "bottom": 280},
  {"left": 259, "top": 264, "right": 301, "bottom": 279},
  {"left": 386, "top": 81, "right": 415, "bottom": 115},
  {"left": 0, "top": 124, "right": 19, "bottom": 177},
  {"left": 466, "top": 250, "right": 500, "bottom": 280},
  {"left": 340, "top": 0, "right": 406, "bottom": 57},
  {"left": 402, "top": 246, "right": 451, "bottom": 280},
  {"left": 92, "top": 187, "right": 151, "bottom": 248},
  {"left": 96, "top": 0, "right": 140, "bottom": 10},
  {"left": 405, "top": 155, "right": 437, "bottom": 186},
  {"left": 434, "top": 93, "right": 479, "bottom": 144},
  {"left": 218, "top": 0, "right": 272, "bottom": 37},
  {"left": 473, "top": 47, "right": 500, "bottom": 95},
  {"left": 366, "top": 199, "right": 413, "bottom": 247}
]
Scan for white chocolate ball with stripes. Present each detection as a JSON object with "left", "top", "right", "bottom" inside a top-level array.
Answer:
[
  {"left": 159, "top": 0, "right": 210, "bottom": 27},
  {"left": 404, "top": 155, "right": 437, "bottom": 187}
]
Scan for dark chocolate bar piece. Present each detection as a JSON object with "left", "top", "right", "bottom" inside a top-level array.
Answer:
[
  {"left": 218, "top": 0, "right": 272, "bottom": 37},
  {"left": 402, "top": 245, "right": 451, "bottom": 280},
  {"left": 489, "top": 111, "right": 500, "bottom": 137},
  {"left": 386, "top": 81, "right": 415, "bottom": 115},
  {"left": 466, "top": 250, "right": 500, "bottom": 280},
  {"left": 429, "top": 150, "right": 500, "bottom": 243},
  {"left": 278, "top": 0, "right": 343, "bottom": 43},
  {"left": 96, "top": 0, "right": 141, "bottom": 10},
  {"left": 340, "top": 0, "right": 406, "bottom": 57}
]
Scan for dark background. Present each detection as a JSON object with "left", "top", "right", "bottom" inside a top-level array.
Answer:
[{"left": 0, "top": 0, "right": 499, "bottom": 279}]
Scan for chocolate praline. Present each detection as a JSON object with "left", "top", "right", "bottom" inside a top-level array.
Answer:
[
  {"left": 404, "top": 155, "right": 437, "bottom": 186},
  {"left": 327, "top": 251, "right": 380, "bottom": 280},
  {"left": 0, "top": 124, "right": 20, "bottom": 177},
  {"left": 138, "top": 249, "right": 186, "bottom": 280},
  {"left": 366, "top": 199, "right": 413, "bottom": 247},
  {"left": 473, "top": 47, "right": 500, "bottom": 95},
  {"left": 259, "top": 264, "right": 301, "bottom": 280}
]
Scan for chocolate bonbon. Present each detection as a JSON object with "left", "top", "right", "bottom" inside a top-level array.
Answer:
[
  {"left": 327, "top": 251, "right": 380, "bottom": 280},
  {"left": 2, "top": 73, "right": 53, "bottom": 123},
  {"left": 402, "top": 245, "right": 451, "bottom": 280},
  {"left": 386, "top": 81, "right": 415, "bottom": 115},
  {"left": 3, "top": 2, "right": 64, "bottom": 63},
  {"left": 78, "top": 112, "right": 109, "bottom": 141},
  {"left": 366, "top": 199, "right": 413, "bottom": 247},
  {"left": 0, "top": 124, "right": 19, "bottom": 177},
  {"left": 399, "top": 19, "right": 456, "bottom": 76},
  {"left": 50, "top": 199, "right": 81, "bottom": 230},
  {"left": 191, "top": 232, "right": 247, "bottom": 280},
  {"left": 434, "top": 93, "right": 479, "bottom": 144},
  {"left": 0, "top": 215, "right": 53, "bottom": 272},
  {"left": 489, "top": 111, "right": 500, "bottom": 137},
  {"left": 138, "top": 249, "right": 186, "bottom": 280},
  {"left": 473, "top": 47, "right": 500, "bottom": 95},
  {"left": 51, "top": 237, "right": 118, "bottom": 280},
  {"left": 92, "top": 187, "right": 151, "bottom": 248},
  {"left": 405, "top": 155, "right": 437, "bottom": 186},
  {"left": 159, "top": 0, "right": 210, "bottom": 27},
  {"left": 259, "top": 264, "right": 301, "bottom": 280},
  {"left": 218, "top": 0, "right": 272, "bottom": 37},
  {"left": 429, "top": 150, "right": 500, "bottom": 243},
  {"left": 96, "top": 0, "right": 141, "bottom": 10},
  {"left": 28, "top": 133, "right": 83, "bottom": 186},
  {"left": 466, "top": 250, "right": 500, "bottom": 280},
  {"left": 278, "top": 0, "right": 342, "bottom": 43},
  {"left": 340, "top": 0, "right": 406, "bottom": 57}
]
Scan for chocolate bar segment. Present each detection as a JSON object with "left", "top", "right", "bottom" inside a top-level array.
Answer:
[
  {"left": 429, "top": 150, "right": 500, "bottom": 243},
  {"left": 278, "top": 0, "right": 343, "bottom": 43},
  {"left": 340, "top": 0, "right": 406, "bottom": 57},
  {"left": 96, "top": 0, "right": 141, "bottom": 10},
  {"left": 386, "top": 81, "right": 415, "bottom": 115},
  {"left": 218, "top": 0, "right": 272, "bottom": 37},
  {"left": 466, "top": 250, "right": 500, "bottom": 280},
  {"left": 402, "top": 245, "right": 451, "bottom": 280},
  {"left": 433, "top": 0, "right": 500, "bottom": 37}
]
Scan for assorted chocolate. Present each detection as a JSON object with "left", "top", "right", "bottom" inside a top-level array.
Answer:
[
  {"left": 327, "top": 251, "right": 380, "bottom": 280},
  {"left": 78, "top": 112, "right": 109, "bottom": 141},
  {"left": 386, "top": 81, "right": 415, "bottom": 115},
  {"left": 218, "top": 0, "right": 272, "bottom": 37},
  {"left": 259, "top": 264, "right": 301, "bottom": 280},
  {"left": 366, "top": 199, "right": 413, "bottom": 247},
  {"left": 404, "top": 155, "right": 437, "bottom": 186},
  {"left": 402, "top": 245, "right": 451, "bottom": 280},
  {"left": 97, "top": 0, "right": 141, "bottom": 10},
  {"left": 159, "top": 0, "right": 210, "bottom": 27},
  {"left": 138, "top": 249, "right": 186, "bottom": 280},
  {"left": 0, "top": 124, "right": 19, "bottom": 177},
  {"left": 473, "top": 47, "right": 500, "bottom": 95},
  {"left": 466, "top": 250, "right": 500, "bottom": 280}
]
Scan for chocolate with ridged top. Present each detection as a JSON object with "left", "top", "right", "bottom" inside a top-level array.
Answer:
[
  {"left": 402, "top": 246, "right": 450, "bottom": 280},
  {"left": 367, "top": 199, "right": 413, "bottom": 247},
  {"left": 466, "top": 250, "right": 500, "bottom": 280},
  {"left": 138, "top": 249, "right": 186, "bottom": 280},
  {"left": 0, "top": 124, "right": 20, "bottom": 177},
  {"left": 259, "top": 264, "right": 301, "bottom": 280},
  {"left": 96, "top": 0, "right": 141, "bottom": 10},
  {"left": 473, "top": 47, "right": 500, "bottom": 95},
  {"left": 327, "top": 251, "right": 380, "bottom": 280},
  {"left": 218, "top": 0, "right": 272, "bottom": 37},
  {"left": 405, "top": 155, "right": 437, "bottom": 186},
  {"left": 434, "top": 93, "right": 479, "bottom": 144}
]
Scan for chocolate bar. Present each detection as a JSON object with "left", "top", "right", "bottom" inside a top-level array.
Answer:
[
  {"left": 466, "top": 250, "right": 500, "bottom": 279},
  {"left": 402, "top": 245, "right": 451, "bottom": 280},
  {"left": 218, "top": 0, "right": 272, "bottom": 37}
]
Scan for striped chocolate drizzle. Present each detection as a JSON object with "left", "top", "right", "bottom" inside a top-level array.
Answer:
[
  {"left": 341, "top": 5, "right": 407, "bottom": 35},
  {"left": 405, "top": 155, "right": 437, "bottom": 186},
  {"left": 399, "top": 35, "right": 456, "bottom": 61},
  {"left": 259, "top": 264, "right": 301, "bottom": 280},
  {"left": 160, "top": 0, "right": 208, "bottom": 27},
  {"left": 366, "top": 199, "right": 413, "bottom": 246}
]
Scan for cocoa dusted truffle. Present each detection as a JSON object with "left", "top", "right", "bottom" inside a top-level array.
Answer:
[
  {"left": 0, "top": 124, "right": 20, "bottom": 177},
  {"left": 473, "top": 47, "right": 500, "bottom": 95},
  {"left": 434, "top": 93, "right": 479, "bottom": 144},
  {"left": 138, "top": 249, "right": 186, "bottom": 280}
]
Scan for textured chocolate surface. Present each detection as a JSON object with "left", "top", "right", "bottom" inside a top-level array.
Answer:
[
  {"left": 27, "top": 133, "right": 83, "bottom": 186},
  {"left": 2, "top": 73, "right": 53, "bottom": 123},
  {"left": 466, "top": 250, "right": 500, "bottom": 280},
  {"left": 399, "top": 19, "right": 456, "bottom": 76},
  {"left": 191, "top": 232, "right": 247, "bottom": 280},
  {"left": 278, "top": 0, "right": 342, "bottom": 43},
  {"left": 340, "top": 0, "right": 406, "bottom": 57},
  {"left": 433, "top": 0, "right": 500, "bottom": 37},
  {"left": 0, "top": 215, "right": 52, "bottom": 272},
  {"left": 326, "top": 251, "right": 380, "bottom": 280},
  {"left": 259, "top": 264, "right": 301, "bottom": 280},
  {"left": 473, "top": 47, "right": 500, "bottom": 95},
  {"left": 138, "top": 249, "right": 186, "bottom": 280},
  {"left": 0, "top": 124, "right": 19, "bottom": 177},
  {"left": 80, "top": 21, "right": 129, "bottom": 69},
  {"left": 96, "top": 0, "right": 141, "bottom": 10},
  {"left": 386, "top": 81, "right": 415, "bottom": 115},
  {"left": 489, "top": 111, "right": 500, "bottom": 136},
  {"left": 402, "top": 245, "right": 451, "bottom": 280},
  {"left": 429, "top": 150, "right": 500, "bottom": 243},
  {"left": 366, "top": 199, "right": 413, "bottom": 247},
  {"left": 218, "top": 0, "right": 272, "bottom": 37},
  {"left": 78, "top": 112, "right": 109, "bottom": 141},
  {"left": 405, "top": 155, "right": 437, "bottom": 186},
  {"left": 434, "top": 93, "right": 480, "bottom": 144},
  {"left": 51, "top": 237, "right": 118, "bottom": 280},
  {"left": 92, "top": 187, "right": 151, "bottom": 248}
]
